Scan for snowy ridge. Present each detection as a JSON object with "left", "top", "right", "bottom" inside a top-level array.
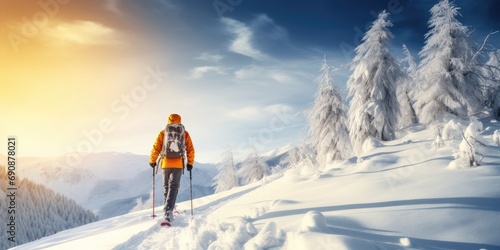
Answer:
[{"left": 13, "top": 118, "right": 500, "bottom": 249}]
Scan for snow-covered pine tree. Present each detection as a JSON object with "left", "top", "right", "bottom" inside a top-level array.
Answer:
[
  {"left": 238, "top": 146, "right": 270, "bottom": 185},
  {"left": 0, "top": 167, "right": 97, "bottom": 249},
  {"left": 401, "top": 44, "right": 418, "bottom": 78},
  {"left": 397, "top": 44, "right": 418, "bottom": 128},
  {"left": 415, "top": 0, "right": 483, "bottom": 125},
  {"left": 483, "top": 50, "right": 500, "bottom": 118},
  {"left": 451, "top": 120, "right": 487, "bottom": 168},
  {"left": 213, "top": 146, "right": 239, "bottom": 193},
  {"left": 308, "top": 57, "right": 352, "bottom": 167},
  {"left": 347, "top": 10, "right": 402, "bottom": 155}
]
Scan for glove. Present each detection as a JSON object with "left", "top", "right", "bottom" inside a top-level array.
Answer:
[
  {"left": 150, "top": 162, "right": 156, "bottom": 168},
  {"left": 187, "top": 164, "right": 193, "bottom": 171}
]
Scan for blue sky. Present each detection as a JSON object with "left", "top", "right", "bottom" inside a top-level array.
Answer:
[{"left": 2, "top": 0, "right": 499, "bottom": 163}]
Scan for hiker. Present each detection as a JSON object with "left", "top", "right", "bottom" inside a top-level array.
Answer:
[{"left": 149, "top": 114, "right": 195, "bottom": 222}]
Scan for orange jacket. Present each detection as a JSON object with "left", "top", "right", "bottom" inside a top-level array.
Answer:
[{"left": 150, "top": 114, "right": 195, "bottom": 168}]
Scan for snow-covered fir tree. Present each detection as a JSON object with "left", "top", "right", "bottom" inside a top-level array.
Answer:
[
  {"left": 0, "top": 166, "right": 97, "bottom": 249},
  {"left": 238, "top": 146, "right": 270, "bottom": 185},
  {"left": 347, "top": 10, "right": 402, "bottom": 154},
  {"left": 483, "top": 50, "right": 500, "bottom": 118},
  {"left": 414, "top": 0, "right": 483, "bottom": 125},
  {"left": 397, "top": 44, "right": 418, "bottom": 128},
  {"left": 401, "top": 44, "right": 418, "bottom": 78},
  {"left": 450, "top": 120, "right": 487, "bottom": 168},
  {"left": 213, "top": 146, "right": 239, "bottom": 193},
  {"left": 308, "top": 57, "right": 352, "bottom": 167}
]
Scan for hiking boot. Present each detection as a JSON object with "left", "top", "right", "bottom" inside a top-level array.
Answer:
[{"left": 165, "top": 210, "right": 173, "bottom": 222}]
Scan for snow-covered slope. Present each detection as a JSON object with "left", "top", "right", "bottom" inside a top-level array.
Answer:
[
  {"left": 4, "top": 153, "right": 216, "bottom": 219},
  {"left": 12, "top": 118, "right": 500, "bottom": 250}
]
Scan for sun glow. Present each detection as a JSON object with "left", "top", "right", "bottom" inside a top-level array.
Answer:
[
  {"left": 0, "top": 13, "right": 155, "bottom": 158},
  {"left": 42, "top": 21, "right": 119, "bottom": 46}
]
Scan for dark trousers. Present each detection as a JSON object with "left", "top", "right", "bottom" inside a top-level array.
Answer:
[{"left": 162, "top": 168, "right": 182, "bottom": 214}]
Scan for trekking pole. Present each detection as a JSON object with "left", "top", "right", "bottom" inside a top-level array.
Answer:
[
  {"left": 152, "top": 157, "right": 162, "bottom": 218},
  {"left": 151, "top": 165, "right": 157, "bottom": 218},
  {"left": 189, "top": 169, "right": 194, "bottom": 217}
]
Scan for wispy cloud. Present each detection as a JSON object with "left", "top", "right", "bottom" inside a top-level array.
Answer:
[
  {"left": 253, "top": 14, "right": 288, "bottom": 41},
  {"left": 222, "top": 17, "right": 268, "bottom": 60},
  {"left": 234, "top": 65, "right": 294, "bottom": 84},
  {"left": 270, "top": 72, "right": 294, "bottom": 83},
  {"left": 226, "top": 106, "right": 261, "bottom": 120},
  {"left": 188, "top": 66, "right": 227, "bottom": 79},
  {"left": 106, "top": 0, "right": 181, "bottom": 15},
  {"left": 234, "top": 65, "right": 262, "bottom": 79},
  {"left": 226, "top": 103, "right": 296, "bottom": 121},
  {"left": 264, "top": 103, "right": 295, "bottom": 114},
  {"left": 42, "top": 21, "right": 120, "bottom": 46},
  {"left": 196, "top": 52, "right": 224, "bottom": 62}
]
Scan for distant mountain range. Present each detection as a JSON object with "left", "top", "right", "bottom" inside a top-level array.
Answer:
[
  {"left": 0, "top": 152, "right": 217, "bottom": 219},
  {"left": 0, "top": 148, "right": 291, "bottom": 219}
]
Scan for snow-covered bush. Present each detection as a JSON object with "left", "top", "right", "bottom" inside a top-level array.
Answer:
[
  {"left": 449, "top": 120, "right": 487, "bottom": 168},
  {"left": 433, "top": 134, "right": 445, "bottom": 148},
  {"left": 288, "top": 144, "right": 318, "bottom": 175},
  {"left": 362, "top": 137, "right": 383, "bottom": 153},
  {"left": 442, "top": 119, "right": 463, "bottom": 141},
  {"left": 493, "top": 129, "right": 500, "bottom": 146},
  {"left": 430, "top": 123, "right": 444, "bottom": 148}
]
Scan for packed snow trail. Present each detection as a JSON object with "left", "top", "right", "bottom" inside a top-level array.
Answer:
[{"left": 113, "top": 182, "right": 263, "bottom": 250}]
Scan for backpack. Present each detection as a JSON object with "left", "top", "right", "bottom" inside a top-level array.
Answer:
[{"left": 162, "top": 124, "right": 185, "bottom": 158}]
